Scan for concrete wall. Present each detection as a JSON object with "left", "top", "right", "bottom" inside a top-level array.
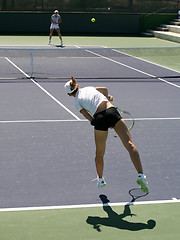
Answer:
[{"left": 140, "top": 14, "right": 176, "bottom": 32}]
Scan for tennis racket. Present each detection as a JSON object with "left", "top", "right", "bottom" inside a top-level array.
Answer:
[
  {"left": 129, "top": 188, "right": 149, "bottom": 203},
  {"left": 112, "top": 101, "right": 135, "bottom": 130}
]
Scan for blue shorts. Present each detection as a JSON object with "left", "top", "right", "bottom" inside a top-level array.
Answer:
[{"left": 91, "top": 107, "right": 122, "bottom": 131}]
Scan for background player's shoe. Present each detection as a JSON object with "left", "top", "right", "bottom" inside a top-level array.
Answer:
[
  {"left": 137, "top": 174, "right": 149, "bottom": 193},
  {"left": 48, "top": 40, "right": 51, "bottom": 45},
  {"left": 97, "top": 177, "right": 106, "bottom": 188},
  {"left": 61, "top": 40, "right": 63, "bottom": 46}
]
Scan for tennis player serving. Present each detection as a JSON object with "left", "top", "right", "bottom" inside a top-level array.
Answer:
[{"left": 64, "top": 76, "right": 149, "bottom": 193}]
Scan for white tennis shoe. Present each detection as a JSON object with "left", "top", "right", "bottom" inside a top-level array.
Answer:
[
  {"left": 97, "top": 177, "right": 106, "bottom": 188},
  {"left": 137, "top": 174, "right": 149, "bottom": 193},
  {"left": 61, "top": 40, "right": 63, "bottom": 46},
  {"left": 48, "top": 40, "right": 51, "bottom": 45}
]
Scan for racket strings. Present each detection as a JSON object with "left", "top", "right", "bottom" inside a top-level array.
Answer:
[
  {"left": 129, "top": 188, "right": 148, "bottom": 198},
  {"left": 112, "top": 101, "right": 134, "bottom": 131},
  {"left": 121, "top": 111, "right": 134, "bottom": 130}
]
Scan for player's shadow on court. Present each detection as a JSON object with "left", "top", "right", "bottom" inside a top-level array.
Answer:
[{"left": 86, "top": 195, "right": 156, "bottom": 232}]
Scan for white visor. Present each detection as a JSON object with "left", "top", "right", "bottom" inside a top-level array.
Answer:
[
  {"left": 54, "top": 10, "right": 59, "bottom": 13},
  {"left": 64, "top": 81, "right": 77, "bottom": 94}
]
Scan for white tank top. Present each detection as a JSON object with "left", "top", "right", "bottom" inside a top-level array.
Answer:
[{"left": 75, "top": 87, "right": 108, "bottom": 116}]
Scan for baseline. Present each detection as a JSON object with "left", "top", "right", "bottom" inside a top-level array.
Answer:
[
  {"left": 0, "top": 199, "right": 179, "bottom": 212},
  {"left": 0, "top": 117, "right": 180, "bottom": 124}
]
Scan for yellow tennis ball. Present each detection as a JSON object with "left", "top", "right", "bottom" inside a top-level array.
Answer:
[{"left": 91, "top": 18, "right": 95, "bottom": 23}]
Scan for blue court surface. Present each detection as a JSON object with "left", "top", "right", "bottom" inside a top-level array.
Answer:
[{"left": 0, "top": 45, "right": 180, "bottom": 209}]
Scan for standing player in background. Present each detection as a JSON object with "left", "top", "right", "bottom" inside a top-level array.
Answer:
[
  {"left": 48, "top": 10, "right": 63, "bottom": 46},
  {"left": 178, "top": 9, "right": 180, "bottom": 19}
]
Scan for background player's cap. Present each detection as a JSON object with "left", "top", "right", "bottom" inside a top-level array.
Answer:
[
  {"left": 54, "top": 10, "right": 59, "bottom": 13},
  {"left": 64, "top": 81, "right": 77, "bottom": 94}
]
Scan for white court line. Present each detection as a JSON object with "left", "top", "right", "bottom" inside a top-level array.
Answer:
[
  {"left": 5, "top": 57, "right": 30, "bottom": 78},
  {"left": 74, "top": 45, "right": 81, "bottom": 49},
  {"left": 113, "top": 48, "right": 180, "bottom": 76},
  {"left": 57, "top": 45, "right": 103, "bottom": 58},
  {"left": 0, "top": 198, "right": 179, "bottom": 212},
  {"left": 5, "top": 57, "right": 81, "bottom": 120},
  {"left": 57, "top": 57, "right": 100, "bottom": 58},
  {"left": 86, "top": 49, "right": 180, "bottom": 89},
  {"left": 134, "top": 117, "right": 180, "bottom": 121},
  {"left": 0, "top": 117, "right": 180, "bottom": 124},
  {"left": 0, "top": 45, "right": 78, "bottom": 47},
  {"left": 0, "top": 119, "right": 87, "bottom": 124}
]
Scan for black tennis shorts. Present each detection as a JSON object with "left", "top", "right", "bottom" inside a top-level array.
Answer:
[{"left": 91, "top": 107, "right": 122, "bottom": 131}]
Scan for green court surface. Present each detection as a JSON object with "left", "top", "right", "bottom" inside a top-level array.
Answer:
[
  {"left": 0, "top": 35, "right": 180, "bottom": 48},
  {"left": 0, "top": 202, "right": 179, "bottom": 240}
]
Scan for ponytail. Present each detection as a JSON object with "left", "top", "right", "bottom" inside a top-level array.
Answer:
[{"left": 70, "top": 75, "right": 77, "bottom": 91}]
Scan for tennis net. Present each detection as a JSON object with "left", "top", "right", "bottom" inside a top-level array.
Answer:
[{"left": 0, "top": 47, "right": 180, "bottom": 83}]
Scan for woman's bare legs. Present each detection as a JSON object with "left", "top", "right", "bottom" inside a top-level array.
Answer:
[
  {"left": 56, "top": 28, "right": 62, "bottom": 41},
  {"left": 114, "top": 119, "right": 143, "bottom": 174},
  {"left": 94, "top": 129, "right": 108, "bottom": 178},
  {"left": 93, "top": 120, "right": 148, "bottom": 192},
  {"left": 49, "top": 28, "right": 54, "bottom": 42}
]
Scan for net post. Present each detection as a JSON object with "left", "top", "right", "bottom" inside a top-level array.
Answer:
[{"left": 30, "top": 49, "right": 34, "bottom": 78}]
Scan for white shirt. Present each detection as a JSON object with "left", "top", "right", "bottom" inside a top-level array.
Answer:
[
  {"left": 75, "top": 87, "right": 108, "bottom": 116},
  {"left": 51, "top": 14, "right": 60, "bottom": 23}
]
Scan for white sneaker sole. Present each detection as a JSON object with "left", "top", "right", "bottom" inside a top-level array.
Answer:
[
  {"left": 137, "top": 179, "right": 149, "bottom": 193},
  {"left": 97, "top": 179, "right": 106, "bottom": 188},
  {"left": 98, "top": 183, "right": 106, "bottom": 188}
]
